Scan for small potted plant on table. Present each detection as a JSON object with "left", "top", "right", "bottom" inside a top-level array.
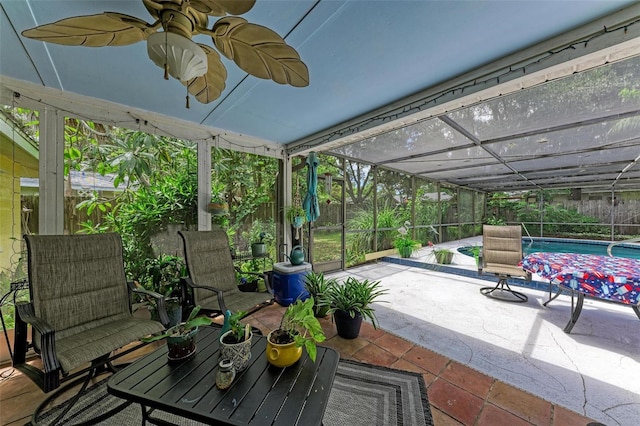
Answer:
[
  {"left": 142, "top": 305, "right": 213, "bottom": 361},
  {"left": 266, "top": 297, "right": 326, "bottom": 367},
  {"left": 219, "top": 310, "right": 253, "bottom": 371},
  {"left": 327, "top": 277, "right": 388, "bottom": 339}
]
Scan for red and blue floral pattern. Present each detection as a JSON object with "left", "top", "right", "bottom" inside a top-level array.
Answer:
[{"left": 521, "top": 252, "right": 640, "bottom": 305}]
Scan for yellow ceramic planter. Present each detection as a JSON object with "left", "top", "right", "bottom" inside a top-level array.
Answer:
[{"left": 266, "top": 331, "right": 302, "bottom": 368}]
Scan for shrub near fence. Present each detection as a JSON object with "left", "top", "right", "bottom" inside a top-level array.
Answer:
[{"left": 562, "top": 199, "right": 640, "bottom": 235}]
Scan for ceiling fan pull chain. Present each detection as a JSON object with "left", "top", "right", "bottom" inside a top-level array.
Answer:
[
  {"left": 163, "top": 29, "right": 169, "bottom": 80},
  {"left": 186, "top": 86, "right": 190, "bottom": 109}
]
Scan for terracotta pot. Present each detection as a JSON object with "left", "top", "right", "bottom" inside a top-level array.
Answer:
[
  {"left": 220, "top": 330, "right": 253, "bottom": 371},
  {"left": 266, "top": 331, "right": 302, "bottom": 368},
  {"left": 208, "top": 201, "right": 229, "bottom": 216}
]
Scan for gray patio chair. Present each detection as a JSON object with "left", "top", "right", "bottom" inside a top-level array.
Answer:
[
  {"left": 479, "top": 225, "right": 531, "bottom": 303},
  {"left": 14, "top": 233, "right": 167, "bottom": 425},
  {"left": 178, "top": 229, "right": 274, "bottom": 318}
]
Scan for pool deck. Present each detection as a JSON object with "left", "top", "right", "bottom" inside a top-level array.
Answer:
[{"left": 328, "top": 237, "right": 640, "bottom": 426}]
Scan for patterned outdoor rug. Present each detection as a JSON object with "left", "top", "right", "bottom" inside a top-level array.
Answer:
[{"left": 31, "top": 359, "right": 432, "bottom": 426}]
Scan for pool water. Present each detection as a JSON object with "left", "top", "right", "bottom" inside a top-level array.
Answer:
[{"left": 457, "top": 238, "right": 640, "bottom": 260}]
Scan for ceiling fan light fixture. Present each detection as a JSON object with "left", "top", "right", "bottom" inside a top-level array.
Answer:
[{"left": 147, "top": 31, "right": 208, "bottom": 81}]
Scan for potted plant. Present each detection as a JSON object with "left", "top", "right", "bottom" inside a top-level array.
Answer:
[
  {"left": 394, "top": 221, "right": 419, "bottom": 258},
  {"left": 327, "top": 277, "right": 388, "bottom": 339},
  {"left": 244, "top": 220, "right": 275, "bottom": 258},
  {"left": 236, "top": 258, "right": 267, "bottom": 292},
  {"left": 219, "top": 310, "right": 253, "bottom": 371},
  {"left": 304, "top": 271, "right": 336, "bottom": 317},
  {"left": 266, "top": 297, "right": 326, "bottom": 367},
  {"left": 208, "top": 181, "right": 229, "bottom": 216},
  {"left": 142, "top": 254, "right": 186, "bottom": 327},
  {"left": 286, "top": 205, "right": 306, "bottom": 229},
  {"left": 142, "top": 305, "right": 213, "bottom": 361},
  {"left": 236, "top": 271, "right": 258, "bottom": 292},
  {"left": 434, "top": 248, "right": 453, "bottom": 264}
]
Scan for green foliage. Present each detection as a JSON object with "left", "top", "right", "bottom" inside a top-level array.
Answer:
[
  {"left": 327, "top": 277, "right": 388, "bottom": 329},
  {"left": 211, "top": 180, "right": 227, "bottom": 203},
  {"left": 107, "top": 161, "right": 198, "bottom": 280},
  {"left": 469, "top": 245, "right": 482, "bottom": 265},
  {"left": 485, "top": 216, "right": 506, "bottom": 225},
  {"left": 141, "top": 305, "right": 213, "bottom": 342},
  {"left": 141, "top": 255, "right": 185, "bottom": 298},
  {"left": 245, "top": 219, "right": 275, "bottom": 245},
  {"left": 347, "top": 207, "right": 401, "bottom": 255},
  {"left": 285, "top": 205, "right": 306, "bottom": 224},
  {"left": 225, "top": 310, "right": 249, "bottom": 343},
  {"left": 212, "top": 148, "right": 278, "bottom": 225},
  {"left": 304, "top": 272, "right": 337, "bottom": 314},
  {"left": 393, "top": 222, "right": 419, "bottom": 250},
  {"left": 278, "top": 298, "right": 326, "bottom": 362},
  {"left": 488, "top": 192, "right": 604, "bottom": 236}
]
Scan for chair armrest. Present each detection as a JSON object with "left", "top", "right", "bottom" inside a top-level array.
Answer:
[
  {"left": 128, "top": 282, "right": 170, "bottom": 328},
  {"left": 14, "top": 302, "right": 60, "bottom": 374},
  {"left": 181, "top": 276, "right": 227, "bottom": 313},
  {"left": 483, "top": 264, "right": 531, "bottom": 281}
]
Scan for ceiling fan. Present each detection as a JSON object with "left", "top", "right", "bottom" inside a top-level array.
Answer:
[{"left": 22, "top": 0, "right": 309, "bottom": 107}]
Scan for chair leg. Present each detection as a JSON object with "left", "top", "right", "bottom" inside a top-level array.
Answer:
[
  {"left": 563, "top": 291, "right": 584, "bottom": 333},
  {"left": 30, "top": 357, "right": 131, "bottom": 426},
  {"left": 480, "top": 277, "right": 528, "bottom": 303},
  {"left": 543, "top": 284, "right": 563, "bottom": 307}
]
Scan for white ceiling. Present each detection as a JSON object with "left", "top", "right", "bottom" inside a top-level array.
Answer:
[{"left": 2, "top": 1, "right": 640, "bottom": 191}]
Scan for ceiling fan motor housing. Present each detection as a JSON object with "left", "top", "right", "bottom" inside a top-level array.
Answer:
[{"left": 147, "top": 31, "right": 208, "bottom": 81}]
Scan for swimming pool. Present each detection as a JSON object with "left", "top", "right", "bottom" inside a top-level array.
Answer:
[{"left": 457, "top": 238, "right": 640, "bottom": 260}]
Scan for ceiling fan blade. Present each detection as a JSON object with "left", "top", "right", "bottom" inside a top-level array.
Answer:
[
  {"left": 191, "top": 0, "right": 256, "bottom": 16},
  {"left": 212, "top": 17, "right": 309, "bottom": 87},
  {"left": 183, "top": 44, "right": 227, "bottom": 104},
  {"left": 22, "top": 13, "right": 156, "bottom": 47}
]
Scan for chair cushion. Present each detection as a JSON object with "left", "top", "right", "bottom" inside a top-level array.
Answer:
[
  {"left": 55, "top": 317, "right": 164, "bottom": 373},
  {"left": 215, "top": 289, "right": 272, "bottom": 315},
  {"left": 484, "top": 263, "right": 529, "bottom": 278}
]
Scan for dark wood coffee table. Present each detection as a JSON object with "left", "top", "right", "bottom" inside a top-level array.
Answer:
[{"left": 108, "top": 326, "right": 339, "bottom": 425}]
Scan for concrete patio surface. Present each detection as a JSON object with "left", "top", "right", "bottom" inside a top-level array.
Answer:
[{"left": 327, "top": 239, "right": 640, "bottom": 426}]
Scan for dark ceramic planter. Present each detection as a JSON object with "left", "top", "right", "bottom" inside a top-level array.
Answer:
[
  {"left": 166, "top": 325, "right": 198, "bottom": 361},
  {"left": 334, "top": 310, "right": 363, "bottom": 339},
  {"left": 251, "top": 243, "right": 267, "bottom": 258},
  {"left": 238, "top": 280, "right": 258, "bottom": 292}
]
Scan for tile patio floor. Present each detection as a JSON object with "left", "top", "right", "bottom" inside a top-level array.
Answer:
[{"left": 0, "top": 299, "right": 597, "bottom": 425}]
